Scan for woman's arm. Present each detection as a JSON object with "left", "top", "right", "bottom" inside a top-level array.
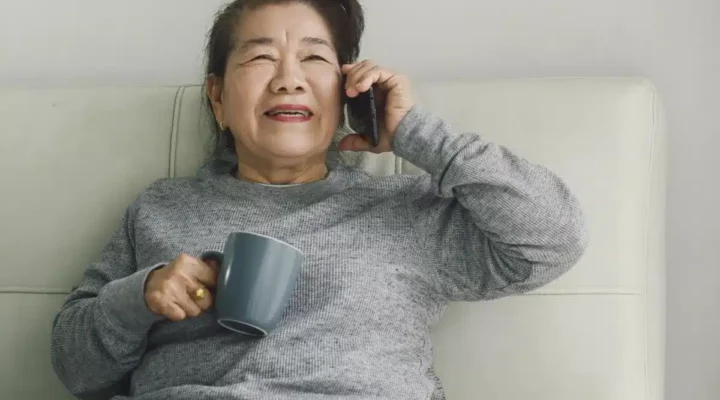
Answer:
[
  {"left": 51, "top": 204, "right": 164, "bottom": 399},
  {"left": 394, "top": 106, "right": 588, "bottom": 301}
]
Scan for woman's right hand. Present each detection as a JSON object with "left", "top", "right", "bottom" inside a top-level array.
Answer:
[{"left": 144, "top": 253, "right": 219, "bottom": 321}]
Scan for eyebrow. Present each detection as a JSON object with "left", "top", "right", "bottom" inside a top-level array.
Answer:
[{"left": 237, "top": 36, "right": 334, "bottom": 52}]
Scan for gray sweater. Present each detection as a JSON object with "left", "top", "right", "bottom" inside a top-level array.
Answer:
[{"left": 51, "top": 106, "right": 588, "bottom": 400}]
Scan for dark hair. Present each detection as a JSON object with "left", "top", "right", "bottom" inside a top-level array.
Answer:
[{"left": 204, "top": 0, "right": 365, "bottom": 160}]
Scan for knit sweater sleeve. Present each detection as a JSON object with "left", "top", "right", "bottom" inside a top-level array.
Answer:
[
  {"left": 50, "top": 193, "right": 165, "bottom": 399},
  {"left": 393, "top": 106, "right": 588, "bottom": 301}
]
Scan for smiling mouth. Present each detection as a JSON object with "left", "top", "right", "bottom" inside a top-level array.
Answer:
[{"left": 264, "top": 110, "right": 313, "bottom": 117}]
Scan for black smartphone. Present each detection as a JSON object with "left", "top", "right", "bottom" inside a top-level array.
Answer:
[{"left": 345, "top": 83, "right": 379, "bottom": 147}]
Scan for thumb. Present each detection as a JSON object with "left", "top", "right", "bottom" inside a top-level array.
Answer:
[{"left": 338, "top": 134, "right": 372, "bottom": 152}]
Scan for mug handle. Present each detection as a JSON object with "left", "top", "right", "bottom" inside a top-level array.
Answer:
[{"left": 200, "top": 251, "right": 224, "bottom": 266}]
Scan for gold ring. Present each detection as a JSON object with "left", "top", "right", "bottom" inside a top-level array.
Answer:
[{"left": 193, "top": 288, "right": 205, "bottom": 300}]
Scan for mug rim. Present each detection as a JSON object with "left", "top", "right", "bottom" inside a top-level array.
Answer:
[
  {"left": 231, "top": 231, "right": 303, "bottom": 255},
  {"left": 217, "top": 318, "right": 269, "bottom": 337}
]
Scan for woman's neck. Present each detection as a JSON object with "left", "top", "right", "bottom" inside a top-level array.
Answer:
[{"left": 235, "top": 160, "right": 329, "bottom": 185}]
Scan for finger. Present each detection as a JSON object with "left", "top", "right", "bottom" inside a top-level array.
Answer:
[
  {"left": 338, "top": 134, "right": 373, "bottom": 152},
  {"left": 192, "top": 260, "right": 219, "bottom": 288},
  {"left": 348, "top": 69, "right": 401, "bottom": 99},
  {"left": 203, "top": 257, "right": 221, "bottom": 270},
  {"left": 175, "top": 291, "right": 203, "bottom": 318},
  {"left": 341, "top": 63, "right": 357, "bottom": 73},
  {"left": 349, "top": 68, "right": 382, "bottom": 98},
  {"left": 345, "top": 60, "right": 376, "bottom": 97},
  {"left": 178, "top": 255, "right": 218, "bottom": 289},
  {"left": 192, "top": 287, "right": 214, "bottom": 312},
  {"left": 341, "top": 61, "right": 367, "bottom": 79},
  {"left": 357, "top": 68, "right": 400, "bottom": 95},
  {"left": 346, "top": 61, "right": 376, "bottom": 89},
  {"left": 163, "top": 303, "right": 187, "bottom": 322}
]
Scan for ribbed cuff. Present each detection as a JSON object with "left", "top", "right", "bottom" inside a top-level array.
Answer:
[{"left": 98, "top": 263, "right": 166, "bottom": 337}]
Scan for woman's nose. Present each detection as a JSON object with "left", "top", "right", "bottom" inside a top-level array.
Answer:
[
  {"left": 271, "top": 80, "right": 306, "bottom": 93},
  {"left": 270, "top": 61, "right": 308, "bottom": 94}
]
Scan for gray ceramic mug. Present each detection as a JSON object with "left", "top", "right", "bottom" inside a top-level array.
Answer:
[{"left": 201, "top": 232, "right": 304, "bottom": 337}]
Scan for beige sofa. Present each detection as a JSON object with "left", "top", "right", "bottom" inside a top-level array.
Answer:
[{"left": 0, "top": 78, "right": 666, "bottom": 399}]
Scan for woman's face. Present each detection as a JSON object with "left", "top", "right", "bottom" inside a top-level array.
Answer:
[{"left": 208, "top": 3, "right": 342, "bottom": 163}]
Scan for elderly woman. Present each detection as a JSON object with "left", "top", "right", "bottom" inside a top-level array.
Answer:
[{"left": 51, "top": 1, "right": 587, "bottom": 399}]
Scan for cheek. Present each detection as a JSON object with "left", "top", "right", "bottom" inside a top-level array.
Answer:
[
  {"left": 224, "top": 68, "right": 274, "bottom": 119},
  {"left": 311, "top": 74, "right": 342, "bottom": 123}
]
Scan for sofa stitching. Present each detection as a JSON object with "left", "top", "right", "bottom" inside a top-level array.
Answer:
[{"left": 168, "top": 86, "right": 184, "bottom": 178}]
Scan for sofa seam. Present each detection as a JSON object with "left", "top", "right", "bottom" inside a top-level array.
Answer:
[
  {"left": 642, "top": 79, "right": 660, "bottom": 400},
  {"left": 168, "top": 86, "right": 184, "bottom": 178}
]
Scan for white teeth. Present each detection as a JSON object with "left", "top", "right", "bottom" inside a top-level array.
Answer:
[{"left": 269, "top": 110, "right": 309, "bottom": 117}]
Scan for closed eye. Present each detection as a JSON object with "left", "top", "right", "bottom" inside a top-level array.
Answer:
[
  {"left": 251, "top": 54, "right": 275, "bottom": 61},
  {"left": 304, "top": 55, "right": 329, "bottom": 62}
]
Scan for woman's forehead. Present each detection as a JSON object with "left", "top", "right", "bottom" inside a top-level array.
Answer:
[{"left": 235, "top": 3, "right": 334, "bottom": 44}]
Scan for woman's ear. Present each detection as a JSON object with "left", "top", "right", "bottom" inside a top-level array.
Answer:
[{"left": 206, "top": 75, "right": 225, "bottom": 126}]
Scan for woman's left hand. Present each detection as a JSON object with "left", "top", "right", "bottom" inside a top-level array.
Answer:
[{"left": 338, "top": 61, "right": 415, "bottom": 153}]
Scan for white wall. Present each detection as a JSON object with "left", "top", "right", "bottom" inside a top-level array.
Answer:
[{"left": 1, "top": 0, "right": 718, "bottom": 398}]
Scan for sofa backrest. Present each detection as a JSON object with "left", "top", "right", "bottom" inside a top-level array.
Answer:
[{"left": 0, "top": 78, "right": 666, "bottom": 399}]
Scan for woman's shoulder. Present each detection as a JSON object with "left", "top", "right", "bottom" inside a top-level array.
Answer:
[
  {"left": 129, "top": 176, "right": 211, "bottom": 209},
  {"left": 340, "top": 163, "right": 432, "bottom": 197},
  {"left": 147, "top": 175, "right": 205, "bottom": 193}
]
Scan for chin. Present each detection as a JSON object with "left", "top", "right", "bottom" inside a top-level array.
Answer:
[{"left": 262, "top": 137, "right": 326, "bottom": 160}]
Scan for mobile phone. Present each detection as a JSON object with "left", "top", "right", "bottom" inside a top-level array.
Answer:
[{"left": 344, "top": 83, "right": 379, "bottom": 147}]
